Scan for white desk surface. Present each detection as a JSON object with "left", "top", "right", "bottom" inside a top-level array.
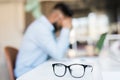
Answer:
[{"left": 17, "top": 57, "right": 120, "bottom": 80}]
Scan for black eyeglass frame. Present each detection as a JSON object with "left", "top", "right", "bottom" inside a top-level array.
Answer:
[{"left": 52, "top": 63, "right": 93, "bottom": 78}]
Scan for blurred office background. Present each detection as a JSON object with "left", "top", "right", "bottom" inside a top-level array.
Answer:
[{"left": 0, "top": 0, "right": 120, "bottom": 80}]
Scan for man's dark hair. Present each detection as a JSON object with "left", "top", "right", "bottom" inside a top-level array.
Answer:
[{"left": 53, "top": 2, "right": 73, "bottom": 17}]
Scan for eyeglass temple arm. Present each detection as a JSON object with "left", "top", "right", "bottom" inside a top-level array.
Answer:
[{"left": 87, "top": 65, "right": 93, "bottom": 72}]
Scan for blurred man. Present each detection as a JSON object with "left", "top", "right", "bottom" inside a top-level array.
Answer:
[{"left": 14, "top": 3, "right": 73, "bottom": 78}]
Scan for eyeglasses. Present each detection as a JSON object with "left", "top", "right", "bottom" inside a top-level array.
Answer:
[{"left": 52, "top": 63, "right": 93, "bottom": 78}]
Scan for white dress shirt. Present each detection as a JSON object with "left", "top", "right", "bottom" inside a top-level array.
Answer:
[{"left": 14, "top": 16, "right": 70, "bottom": 78}]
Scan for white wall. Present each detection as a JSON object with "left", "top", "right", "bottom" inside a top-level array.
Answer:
[
  {"left": 0, "top": 2, "right": 25, "bottom": 80},
  {"left": 0, "top": 2, "right": 25, "bottom": 49}
]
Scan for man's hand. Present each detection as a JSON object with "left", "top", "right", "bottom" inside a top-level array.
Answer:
[{"left": 62, "top": 18, "right": 72, "bottom": 29}]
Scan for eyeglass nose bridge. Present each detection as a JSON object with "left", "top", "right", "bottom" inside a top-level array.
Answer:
[{"left": 62, "top": 65, "right": 81, "bottom": 78}]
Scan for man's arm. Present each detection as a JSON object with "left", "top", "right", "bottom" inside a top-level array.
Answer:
[{"left": 36, "top": 27, "right": 70, "bottom": 60}]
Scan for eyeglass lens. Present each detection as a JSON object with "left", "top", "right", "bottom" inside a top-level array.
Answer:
[
  {"left": 53, "top": 64, "right": 66, "bottom": 77},
  {"left": 69, "top": 65, "right": 85, "bottom": 78}
]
